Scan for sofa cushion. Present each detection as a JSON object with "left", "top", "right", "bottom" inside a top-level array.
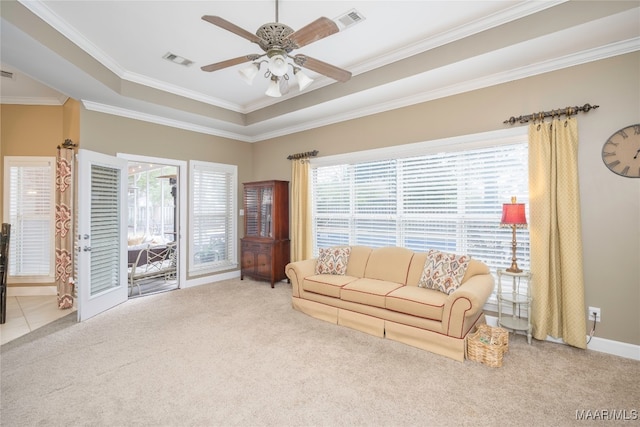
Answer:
[
  {"left": 363, "top": 246, "right": 414, "bottom": 284},
  {"left": 303, "top": 275, "right": 359, "bottom": 298},
  {"left": 345, "top": 246, "right": 373, "bottom": 278},
  {"left": 315, "top": 246, "right": 351, "bottom": 275},
  {"left": 385, "top": 286, "right": 446, "bottom": 321},
  {"left": 418, "top": 250, "right": 471, "bottom": 295},
  {"left": 340, "top": 278, "right": 404, "bottom": 308}
]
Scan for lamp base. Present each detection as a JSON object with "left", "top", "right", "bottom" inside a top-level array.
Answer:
[
  {"left": 506, "top": 225, "right": 522, "bottom": 273},
  {"left": 506, "top": 260, "right": 522, "bottom": 274}
]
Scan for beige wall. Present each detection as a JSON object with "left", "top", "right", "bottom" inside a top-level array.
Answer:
[
  {"left": 79, "top": 107, "right": 254, "bottom": 279},
  {"left": 1, "top": 100, "right": 80, "bottom": 286},
  {"left": 252, "top": 52, "right": 640, "bottom": 346},
  {"left": 1, "top": 52, "right": 638, "bottom": 346},
  {"left": 79, "top": 108, "right": 253, "bottom": 169},
  {"left": 0, "top": 104, "right": 65, "bottom": 287},
  {"left": 0, "top": 104, "right": 62, "bottom": 158}
]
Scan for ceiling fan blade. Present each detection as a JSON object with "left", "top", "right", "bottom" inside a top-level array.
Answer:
[
  {"left": 202, "top": 15, "right": 262, "bottom": 44},
  {"left": 287, "top": 17, "right": 339, "bottom": 49},
  {"left": 293, "top": 54, "right": 351, "bottom": 82},
  {"left": 201, "top": 54, "right": 261, "bottom": 72}
]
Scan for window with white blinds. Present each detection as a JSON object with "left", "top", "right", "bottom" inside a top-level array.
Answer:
[
  {"left": 3, "top": 157, "right": 55, "bottom": 282},
  {"left": 189, "top": 161, "right": 237, "bottom": 275},
  {"left": 311, "top": 133, "right": 530, "bottom": 285}
]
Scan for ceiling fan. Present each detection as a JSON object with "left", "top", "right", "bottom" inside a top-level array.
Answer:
[{"left": 200, "top": 0, "right": 352, "bottom": 96}]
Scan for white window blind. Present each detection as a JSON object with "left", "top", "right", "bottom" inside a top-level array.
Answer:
[
  {"left": 3, "top": 157, "right": 55, "bottom": 282},
  {"left": 311, "top": 136, "right": 530, "bottom": 287},
  {"left": 189, "top": 161, "right": 237, "bottom": 275}
]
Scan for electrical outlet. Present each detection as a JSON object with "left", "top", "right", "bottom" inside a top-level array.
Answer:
[{"left": 588, "top": 306, "right": 601, "bottom": 322}]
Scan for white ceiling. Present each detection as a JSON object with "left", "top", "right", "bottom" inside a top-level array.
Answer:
[{"left": 1, "top": 1, "right": 639, "bottom": 142}]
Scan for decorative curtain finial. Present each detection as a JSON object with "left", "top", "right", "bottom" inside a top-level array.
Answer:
[{"left": 59, "top": 139, "right": 77, "bottom": 149}]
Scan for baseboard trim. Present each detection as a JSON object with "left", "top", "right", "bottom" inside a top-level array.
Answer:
[
  {"left": 7, "top": 286, "right": 57, "bottom": 296},
  {"left": 183, "top": 270, "right": 241, "bottom": 288},
  {"left": 485, "top": 315, "right": 640, "bottom": 361}
]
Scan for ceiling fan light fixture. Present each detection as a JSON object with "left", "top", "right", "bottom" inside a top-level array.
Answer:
[
  {"left": 294, "top": 67, "right": 313, "bottom": 91},
  {"left": 201, "top": 3, "right": 351, "bottom": 97},
  {"left": 268, "top": 54, "right": 288, "bottom": 77},
  {"left": 265, "top": 76, "right": 282, "bottom": 97},
  {"left": 238, "top": 63, "right": 260, "bottom": 85}
]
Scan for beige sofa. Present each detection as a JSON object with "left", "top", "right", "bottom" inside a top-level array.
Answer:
[{"left": 285, "top": 246, "right": 494, "bottom": 361}]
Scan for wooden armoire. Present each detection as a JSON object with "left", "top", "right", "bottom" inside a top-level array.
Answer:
[{"left": 240, "top": 180, "right": 290, "bottom": 288}]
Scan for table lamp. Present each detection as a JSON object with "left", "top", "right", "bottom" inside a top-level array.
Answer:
[{"left": 500, "top": 196, "right": 527, "bottom": 273}]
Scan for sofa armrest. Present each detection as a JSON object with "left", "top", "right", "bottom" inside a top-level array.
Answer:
[
  {"left": 285, "top": 258, "right": 317, "bottom": 298},
  {"left": 442, "top": 273, "right": 494, "bottom": 338}
]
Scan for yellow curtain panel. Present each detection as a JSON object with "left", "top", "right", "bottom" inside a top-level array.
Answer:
[
  {"left": 290, "top": 159, "right": 313, "bottom": 262},
  {"left": 528, "top": 117, "right": 587, "bottom": 349}
]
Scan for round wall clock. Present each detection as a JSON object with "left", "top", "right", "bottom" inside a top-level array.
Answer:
[{"left": 601, "top": 124, "right": 640, "bottom": 178}]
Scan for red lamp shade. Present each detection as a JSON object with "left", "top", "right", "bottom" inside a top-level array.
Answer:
[
  {"left": 500, "top": 202, "right": 527, "bottom": 228},
  {"left": 500, "top": 197, "right": 527, "bottom": 273}
]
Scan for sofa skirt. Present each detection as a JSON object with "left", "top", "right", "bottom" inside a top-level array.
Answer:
[
  {"left": 293, "top": 296, "right": 488, "bottom": 362},
  {"left": 385, "top": 321, "right": 465, "bottom": 361},
  {"left": 292, "top": 297, "right": 339, "bottom": 324},
  {"left": 338, "top": 309, "right": 385, "bottom": 338}
]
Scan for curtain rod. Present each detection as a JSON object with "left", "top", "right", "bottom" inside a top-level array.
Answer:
[
  {"left": 503, "top": 103, "right": 599, "bottom": 125},
  {"left": 287, "top": 150, "right": 318, "bottom": 160}
]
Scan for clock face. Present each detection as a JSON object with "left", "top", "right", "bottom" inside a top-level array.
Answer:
[{"left": 601, "top": 124, "right": 640, "bottom": 178}]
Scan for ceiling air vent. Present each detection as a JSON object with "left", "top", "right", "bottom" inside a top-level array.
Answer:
[
  {"left": 162, "top": 52, "right": 194, "bottom": 67},
  {"left": 1, "top": 70, "right": 15, "bottom": 80},
  {"left": 335, "top": 9, "right": 366, "bottom": 31}
]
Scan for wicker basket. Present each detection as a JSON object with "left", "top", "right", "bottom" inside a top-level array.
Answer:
[{"left": 466, "top": 324, "right": 509, "bottom": 367}]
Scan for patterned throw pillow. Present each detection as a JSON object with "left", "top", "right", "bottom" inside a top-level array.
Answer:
[
  {"left": 315, "top": 247, "right": 351, "bottom": 275},
  {"left": 418, "top": 249, "right": 471, "bottom": 295}
]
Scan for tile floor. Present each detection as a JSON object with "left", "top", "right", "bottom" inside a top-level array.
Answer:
[
  {"left": 1, "top": 278, "right": 176, "bottom": 345},
  {"left": 1, "top": 296, "right": 76, "bottom": 345}
]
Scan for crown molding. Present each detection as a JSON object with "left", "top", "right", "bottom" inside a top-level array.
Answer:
[
  {"left": 347, "top": 0, "right": 566, "bottom": 77},
  {"left": 18, "top": 0, "right": 564, "bottom": 116},
  {"left": 0, "top": 95, "right": 68, "bottom": 105},
  {"left": 18, "top": 0, "right": 125, "bottom": 77},
  {"left": 80, "top": 38, "right": 638, "bottom": 143},
  {"left": 7, "top": 38, "right": 629, "bottom": 141},
  {"left": 120, "top": 70, "right": 245, "bottom": 113},
  {"left": 81, "top": 100, "right": 254, "bottom": 142},
  {"left": 244, "top": 38, "right": 640, "bottom": 142}
]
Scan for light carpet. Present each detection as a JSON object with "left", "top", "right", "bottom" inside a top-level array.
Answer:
[{"left": 1, "top": 278, "right": 638, "bottom": 426}]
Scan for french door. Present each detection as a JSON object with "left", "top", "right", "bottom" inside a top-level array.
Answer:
[{"left": 77, "top": 149, "right": 128, "bottom": 321}]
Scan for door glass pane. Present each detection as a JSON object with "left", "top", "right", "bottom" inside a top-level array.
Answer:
[
  {"left": 245, "top": 187, "right": 258, "bottom": 237},
  {"left": 90, "top": 164, "right": 120, "bottom": 296},
  {"left": 260, "top": 187, "right": 272, "bottom": 238}
]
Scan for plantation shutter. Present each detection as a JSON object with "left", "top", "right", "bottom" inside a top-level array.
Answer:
[
  {"left": 90, "top": 164, "right": 122, "bottom": 295},
  {"left": 5, "top": 157, "right": 55, "bottom": 280},
  {"left": 311, "top": 138, "right": 529, "bottom": 283},
  {"left": 398, "top": 144, "right": 530, "bottom": 272},
  {"left": 313, "top": 164, "right": 351, "bottom": 248},
  {"left": 189, "top": 161, "right": 237, "bottom": 274}
]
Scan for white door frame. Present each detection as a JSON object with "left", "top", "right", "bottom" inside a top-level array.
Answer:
[{"left": 117, "top": 153, "right": 187, "bottom": 290}]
